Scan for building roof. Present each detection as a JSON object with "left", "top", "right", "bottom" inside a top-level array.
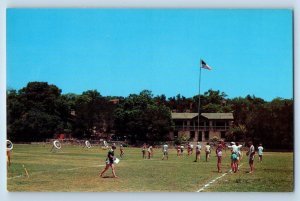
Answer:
[
  {"left": 201, "top": 113, "right": 234, "bottom": 120},
  {"left": 171, "top": 113, "right": 198, "bottom": 119},
  {"left": 171, "top": 112, "right": 234, "bottom": 120}
]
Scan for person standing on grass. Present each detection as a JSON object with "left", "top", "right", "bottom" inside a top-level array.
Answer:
[
  {"left": 190, "top": 143, "right": 194, "bottom": 155},
  {"left": 194, "top": 142, "right": 201, "bottom": 162},
  {"left": 120, "top": 144, "right": 124, "bottom": 159},
  {"left": 247, "top": 141, "right": 255, "bottom": 173},
  {"left": 176, "top": 145, "right": 181, "bottom": 157},
  {"left": 6, "top": 148, "right": 11, "bottom": 167},
  {"left": 187, "top": 143, "right": 191, "bottom": 156},
  {"left": 228, "top": 142, "right": 239, "bottom": 173},
  {"left": 205, "top": 142, "right": 211, "bottom": 162},
  {"left": 6, "top": 150, "right": 11, "bottom": 166},
  {"left": 99, "top": 148, "right": 118, "bottom": 178},
  {"left": 216, "top": 141, "right": 223, "bottom": 173},
  {"left": 258, "top": 143, "right": 264, "bottom": 163},
  {"left": 180, "top": 145, "right": 184, "bottom": 156},
  {"left": 147, "top": 145, "right": 153, "bottom": 159},
  {"left": 235, "top": 142, "right": 243, "bottom": 171},
  {"left": 142, "top": 144, "right": 147, "bottom": 159},
  {"left": 228, "top": 142, "right": 241, "bottom": 173},
  {"left": 162, "top": 143, "right": 169, "bottom": 160}
]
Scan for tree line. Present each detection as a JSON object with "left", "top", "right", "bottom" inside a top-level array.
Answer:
[{"left": 7, "top": 82, "right": 293, "bottom": 149}]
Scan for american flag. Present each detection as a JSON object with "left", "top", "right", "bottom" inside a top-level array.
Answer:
[{"left": 201, "top": 60, "right": 212, "bottom": 70}]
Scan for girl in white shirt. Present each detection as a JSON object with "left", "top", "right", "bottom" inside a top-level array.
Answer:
[
  {"left": 235, "top": 142, "right": 242, "bottom": 171},
  {"left": 257, "top": 144, "right": 264, "bottom": 163},
  {"left": 205, "top": 142, "right": 211, "bottom": 162}
]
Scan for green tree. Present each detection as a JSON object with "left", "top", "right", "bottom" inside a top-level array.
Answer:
[
  {"left": 73, "top": 90, "right": 115, "bottom": 139},
  {"left": 114, "top": 90, "right": 172, "bottom": 143},
  {"left": 227, "top": 124, "right": 247, "bottom": 142},
  {"left": 7, "top": 82, "right": 69, "bottom": 142},
  {"left": 191, "top": 89, "right": 229, "bottom": 113}
]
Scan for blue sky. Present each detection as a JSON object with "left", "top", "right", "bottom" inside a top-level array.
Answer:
[{"left": 7, "top": 9, "right": 293, "bottom": 101}]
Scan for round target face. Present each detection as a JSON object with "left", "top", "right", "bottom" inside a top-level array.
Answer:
[
  {"left": 53, "top": 140, "right": 62, "bottom": 149},
  {"left": 6, "top": 140, "right": 13, "bottom": 151},
  {"left": 85, "top": 140, "right": 91, "bottom": 148}
]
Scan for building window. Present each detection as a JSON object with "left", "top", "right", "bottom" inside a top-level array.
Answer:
[
  {"left": 190, "top": 131, "right": 195, "bottom": 139},
  {"left": 216, "top": 121, "right": 226, "bottom": 130},
  {"left": 216, "top": 121, "right": 225, "bottom": 126}
]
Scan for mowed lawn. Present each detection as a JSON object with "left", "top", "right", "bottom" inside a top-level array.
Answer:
[{"left": 7, "top": 144, "right": 293, "bottom": 192}]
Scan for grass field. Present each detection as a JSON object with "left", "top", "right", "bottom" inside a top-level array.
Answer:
[{"left": 7, "top": 144, "right": 294, "bottom": 192}]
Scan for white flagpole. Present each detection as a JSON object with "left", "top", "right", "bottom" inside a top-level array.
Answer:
[{"left": 198, "top": 60, "right": 202, "bottom": 138}]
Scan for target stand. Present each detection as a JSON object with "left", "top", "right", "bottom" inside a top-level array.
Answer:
[
  {"left": 50, "top": 140, "right": 62, "bottom": 152},
  {"left": 83, "top": 140, "right": 92, "bottom": 149},
  {"left": 101, "top": 140, "right": 109, "bottom": 150}
]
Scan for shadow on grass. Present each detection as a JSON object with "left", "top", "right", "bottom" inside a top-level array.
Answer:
[{"left": 101, "top": 176, "right": 118, "bottom": 179}]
